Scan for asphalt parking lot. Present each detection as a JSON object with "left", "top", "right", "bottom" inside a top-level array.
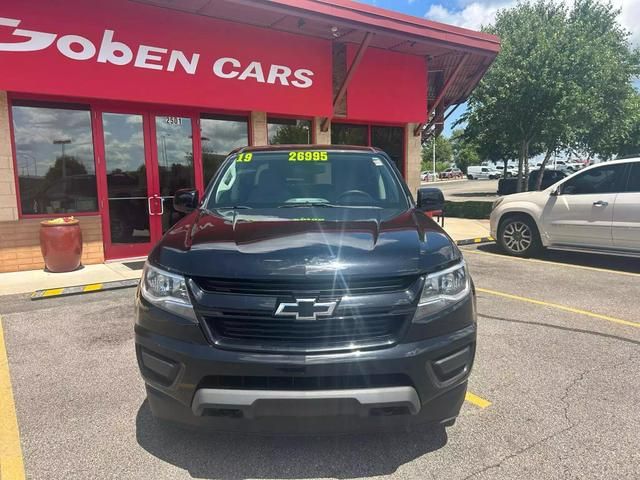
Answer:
[{"left": 1, "top": 245, "right": 639, "bottom": 479}]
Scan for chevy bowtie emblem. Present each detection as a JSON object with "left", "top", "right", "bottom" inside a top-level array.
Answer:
[{"left": 274, "top": 298, "right": 338, "bottom": 320}]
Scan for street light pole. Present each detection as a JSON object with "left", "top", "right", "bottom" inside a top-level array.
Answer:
[
  {"left": 432, "top": 136, "right": 436, "bottom": 177},
  {"left": 53, "top": 139, "right": 72, "bottom": 178}
]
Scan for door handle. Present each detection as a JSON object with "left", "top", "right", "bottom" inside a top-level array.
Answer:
[
  {"left": 592, "top": 200, "right": 608, "bottom": 207},
  {"left": 148, "top": 196, "right": 163, "bottom": 215},
  {"left": 147, "top": 196, "right": 156, "bottom": 215}
]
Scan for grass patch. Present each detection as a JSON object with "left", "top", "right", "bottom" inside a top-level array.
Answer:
[{"left": 444, "top": 201, "right": 492, "bottom": 219}]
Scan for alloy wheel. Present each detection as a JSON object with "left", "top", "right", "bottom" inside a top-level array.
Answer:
[{"left": 502, "top": 221, "right": 532, "bottom": 253}]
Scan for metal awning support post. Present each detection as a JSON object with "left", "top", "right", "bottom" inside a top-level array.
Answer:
[
  {"left": 321, "top": 31, "right": 374, "bottom": 131},
  {"left": 414, "top": 59, "right": 486, "bottom": 135},
  {"left": 425, "top": 53, "right": 469, "bottom": 122}
]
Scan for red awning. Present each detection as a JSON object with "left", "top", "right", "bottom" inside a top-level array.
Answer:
[{"left": 133, "top": 0, "right": 500, "bottom": 118}]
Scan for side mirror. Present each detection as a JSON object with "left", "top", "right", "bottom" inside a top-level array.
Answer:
[
  {"left": 551, "top": 183, "right": 568, "bottom": 196},
  {"left": 416, "top": 187, "right": 445, "bottom": 212},
  {"left": 173, "top": 188, "right": 199, "bottom": 213}
]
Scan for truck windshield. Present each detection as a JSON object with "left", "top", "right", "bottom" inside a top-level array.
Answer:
[{"left": 205, "top": 150, "right": 409, "bottom": 210}]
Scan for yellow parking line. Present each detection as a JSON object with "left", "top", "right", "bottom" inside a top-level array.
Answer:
[
  {"left": 0, "top": 316, "right": 26, "bottom": 480},
  {"left": 465, "top": 392, "right": 492, "bottom": 408},
  {"left": 83, "top": 283, "right": 103, "bottom": 292},
  {"left": 477, "top": 287, "right": 640, "bottom": 329},
  {"left": 41, "top": 288, "right": 64, "bottom": 297},
  {"left": 464, "top": 248, "right": 640, "bottom": 278}
]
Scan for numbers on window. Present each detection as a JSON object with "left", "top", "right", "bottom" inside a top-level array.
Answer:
[
  {"left": 236, "top": 153, "right": 253, "bottom": 162},
  {"left": 288, "top": 151, "right": 328, "bottom": 162},
  {"left": 165, "top": 117, "right": 183, "bottom": 126}
]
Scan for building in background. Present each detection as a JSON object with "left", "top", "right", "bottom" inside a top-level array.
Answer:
[{"left": 0, "top": 0, "right": 499, "bottom": 270}]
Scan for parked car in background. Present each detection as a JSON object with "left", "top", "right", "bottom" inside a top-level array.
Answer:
[
  {"left": 440, "top": 167, "right": 463, "bottom": 179},
  {"left": 421, "top": 171, "right": 438, "bottom": 182},
  {"left": 491, "top": 158, "right": 640, "bottom": 257},
  {"left": 497, "top": 169, "right": 567, "bottom": 196},
  {"left": 564, "top": 161, "right": 585, "bottom": 172},
  {"left": 467, "top": 166, "right": 501, "bottom": 180}
]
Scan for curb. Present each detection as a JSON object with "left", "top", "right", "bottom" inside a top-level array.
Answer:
[
  {"left": 456, "top": 236, "right": 495, "bottom": 246},
  {"left": 31, "top": 279, "right": 139, "bottom": 300},
  {"left": 420, "top": 179, "right": 467, "bottom": 185}
]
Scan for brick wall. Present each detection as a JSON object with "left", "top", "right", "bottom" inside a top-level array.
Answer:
[
  {"left": 0, "top": 216, "right": 104, "bottom": 272},
  {"left": 313, "top": 117, "right": 331, "bottom": 144},
  {"left": 0, "top": 91, "right": 18, "bottom": 222},
  {"left": 250, "top": 111, "right": 268, "bottom": 146},
  {"left": 405, "top": 123, "right": 422, "bottom": 199}
]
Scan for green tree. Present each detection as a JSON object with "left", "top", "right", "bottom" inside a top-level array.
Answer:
[
  {"left": 44, "top": 156, "right": 87, "bottom": 181},
  {"left": 462, "top": 0, "right": 639, "bottom": 191},
  {"left": 450, "top": 129, "right": 481, "bottom": 173},
  {"left": 615, "top": 92, "right": 640, "bottom": 158},
  {"left": 421, "top": 135, "right": 453, "bottom": 171},
  {"left": 270, "top": 124, "right": 311, "bottom": 145}
]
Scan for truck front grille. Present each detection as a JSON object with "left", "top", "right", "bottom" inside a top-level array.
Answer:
[
  {"left": 192, "top": 275, "right": 421, "bottom": 353},
  {"left": 202, "top": 311, "right": 408, "bottom": 353},
  {"left": 192, "top": 276, "right": 416, "bottom": 297}
]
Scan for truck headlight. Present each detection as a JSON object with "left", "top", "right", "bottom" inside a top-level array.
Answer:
[
  {"left": 414, "top": 261, "right": 470, "bottom": 321},
  {"left": 140, "top": 263, "right": 197, "bottom": 322}
]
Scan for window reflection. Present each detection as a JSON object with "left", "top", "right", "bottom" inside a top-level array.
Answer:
[
  {"left": 155, "top": 116, "right": 195, "bottom": 233},
  {"left": 200, "top": 115, "right": 248, "bottom": 186},
  {"left": 12, "top": 103, "right": 97, "bottom": 215},
  {"left": 372, "top": 126, "right": 404, "bottom": 171},
  {"left": 331, "top": 123, "right": 368, "bottom": 146},
  {"left": 155, "top": 116, "right": 195, "bottom": 196},
  {"left": 268, "top": 118, "right": 311, "bottom": 145},
  {"left": 103, "top": 113, "right": 150, "bottom": 244}
]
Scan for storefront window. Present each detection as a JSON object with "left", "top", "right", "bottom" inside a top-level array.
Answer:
[
  {"left": 372, "top": 126, "right": 404, "bottom": 171},
  {"left": 200, "top": 115, "right": 248, "bottom": 185},
  {"left": 11, "top": 102, "right": 98, "bottom": 215},
  {"left": 331, "top": 123, "right": 368, "bottom": 146},
  {"left": 267, "top": 118, "right": 311, "bottom": 145}
]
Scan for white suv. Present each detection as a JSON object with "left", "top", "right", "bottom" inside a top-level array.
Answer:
[{"left": 490, "top": 158, "right": 640, "bottom": 257}]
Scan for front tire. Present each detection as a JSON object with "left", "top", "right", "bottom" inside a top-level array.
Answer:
[{"left": 498, "top": 215, "right": 541, "bottom": 257}]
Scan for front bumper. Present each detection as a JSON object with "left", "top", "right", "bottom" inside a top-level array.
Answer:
[{"left": 135, "top": 296, "right": 476, "bottom": 432}]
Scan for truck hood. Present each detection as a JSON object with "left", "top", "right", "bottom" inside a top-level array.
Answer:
[{"left": 149, "top": 207, "right": 461, "bottom": 279}]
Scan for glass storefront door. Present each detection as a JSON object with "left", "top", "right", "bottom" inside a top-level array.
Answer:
[
  {"left": 98, "top": 111, "right": 199, "bottom": 259},
  {"left": 153, "top": 115, "right": 196, "bottom": 234}
]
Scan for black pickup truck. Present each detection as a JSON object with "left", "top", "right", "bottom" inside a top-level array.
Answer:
[
  {"left": 497, "top": 169, "right": 567, "bottom": 196},
  {"left": 135, "top": 145, "right": 476, "bottom": 433}
]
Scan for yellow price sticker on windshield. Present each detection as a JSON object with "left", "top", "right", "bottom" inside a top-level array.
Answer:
[
  {"left": 236, "top": 153, "right": 253, "bottom": 162},
  {"left": 288, "top": 151, "right": 328, "bottom": 162}
]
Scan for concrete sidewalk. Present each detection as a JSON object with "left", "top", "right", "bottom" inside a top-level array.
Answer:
[
  {"left": 0, "top": 219, "right": 491, "bottom": 296},
  {"left": 0, "top": 262, "right": 142, "bottom": 296},
  {"left": 441, "top": 218, "right": 491, "bottom": 242}
]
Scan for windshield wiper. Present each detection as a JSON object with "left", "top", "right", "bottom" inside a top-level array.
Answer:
[
  {"left": 201, "top": 206, "right": 252, "bottom": 214},
  {"left": 278, "top": 202, "right": 339, "bottom": 208}
]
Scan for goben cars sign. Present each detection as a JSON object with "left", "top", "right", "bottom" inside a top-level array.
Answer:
[
  {"left": 0, "top": 18, "right": 315, "bottom": 88},
  {"left": 0, "top": 0, "right": 332, "bottom": 116}
]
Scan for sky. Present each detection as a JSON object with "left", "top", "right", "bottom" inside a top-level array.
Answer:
[{"left": 355, "top": 0, "right": 640, "bottom": 137}]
